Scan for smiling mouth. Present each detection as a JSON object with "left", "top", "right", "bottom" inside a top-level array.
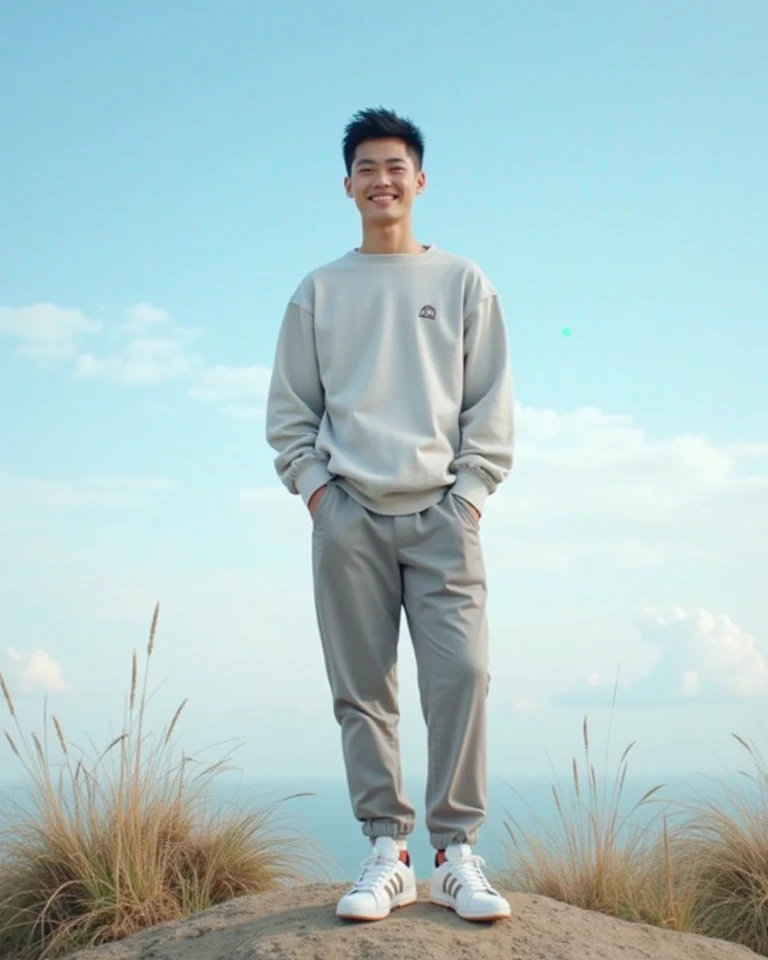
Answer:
[{"left": 369, "top": 194, "right": 398, "bottom": 202}]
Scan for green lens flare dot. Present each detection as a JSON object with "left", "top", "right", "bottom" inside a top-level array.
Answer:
[{"left": 561, "top": 327, "right": 572, "bottom": 337}]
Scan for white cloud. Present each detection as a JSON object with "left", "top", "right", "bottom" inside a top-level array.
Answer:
[
  {"left": 188, "top": 363, "right": 271, "bottom": 420},
  {"left": 5, "top": 648, "right": 70, "bottom": 694},
  {"left": 494, "top": 404, "right": 768, "bottom": 571},
  {"left": 553, "top": 607, "right": 768, "bottom": 706},
  {"left": 0, "top": 304, "right": 101, "bottom": 359},
  {"left": 76, "top": 336, "right": 196, "bottom": 385},
  {"left": 516, "top": 406, "right": 763, "bottom": 490},
  {"left": 2, "top": 301, "right": 203, "bottom": 386},
  {"left": 120, "top": 303, "right": 204, "bottom": 346},
  {"left": 122, "top": 303, "right": 172, "bottom": 334},
  {"left": 0, "top": 471, "right": 174, "bottom": 510},
  {"left": 682, "top": 671, "right": 700, "bottom": 696},
  {"left": 74, "top": 353, "right": 107, "bottom": 378},
  {"left": 190, "top": 364, "right": 271, "bottom": 403},
  {"left": 75, "top": 302, "right": 203, "bottom": 385}
]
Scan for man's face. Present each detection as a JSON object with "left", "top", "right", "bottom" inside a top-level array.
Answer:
[{"left": 344, "top": 138, "right": 426, "bottom": 224}]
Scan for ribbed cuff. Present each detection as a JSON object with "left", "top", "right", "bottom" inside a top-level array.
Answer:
[
  {"left": 451, "top": 470, "right": 490, "bottom": 515},
  {"left": 362, "top": 818, "right": 415, "bottom": 841},
  {"left": 295, "top": 461, "right": 333, "bottom": 505},
  {"left": 430, "top": 830, "right": 480, "bottom": 849}
]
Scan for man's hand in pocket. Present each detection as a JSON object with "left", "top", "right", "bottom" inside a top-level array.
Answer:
[
  {"left": 453, "top": 492, "right": 482, "bottom": 525},
  {"left": 308, "top": 485, "right": 327, "bottom": 519}
]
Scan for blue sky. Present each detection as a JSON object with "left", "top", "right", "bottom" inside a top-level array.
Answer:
[{"left": 1, "top": 0, "right": 767, "bottom": 784}]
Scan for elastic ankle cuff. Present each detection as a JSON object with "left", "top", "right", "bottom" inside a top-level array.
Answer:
[
  {"left": 363, "top": 819, "right": 414, "bottom": 841},
  {"left": 430, "top": 832, "right": 478, "bottom": 849}
]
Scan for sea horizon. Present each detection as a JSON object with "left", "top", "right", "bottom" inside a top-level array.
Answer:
[{"left": 0, "top": 772, "right": 741, "bottom": 883}]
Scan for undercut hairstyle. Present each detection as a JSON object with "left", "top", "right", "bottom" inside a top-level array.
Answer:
[{"left": 342, "top": 107, "right": 425, "bottom": 175}]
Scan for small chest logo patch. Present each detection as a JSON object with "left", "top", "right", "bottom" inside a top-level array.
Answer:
[{"left": 418, "top": 304, "right": 437, "bottom": 320}]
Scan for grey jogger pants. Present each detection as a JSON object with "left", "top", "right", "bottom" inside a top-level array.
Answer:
[{"left": 311, "top": 479, "right": 489, "bottom": 849}]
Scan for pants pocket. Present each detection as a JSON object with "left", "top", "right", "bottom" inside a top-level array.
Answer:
[
  {"left": 311, "top": 481, "right": 336, "bottom": 528},
  {"left": 450, "top": 492, "right": 480, "bottom": 529}
]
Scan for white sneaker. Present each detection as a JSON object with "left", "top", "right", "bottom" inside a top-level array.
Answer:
[
  {"left": 430, "top": 843, "right": 511, "bottom": 922},
  {"left": 336, "top": 837, "right": 417, "bottom": 921}
]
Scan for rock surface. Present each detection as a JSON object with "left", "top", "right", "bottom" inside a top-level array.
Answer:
[{"left": 64, "top": 882, "right": 760, "bottom": 960}]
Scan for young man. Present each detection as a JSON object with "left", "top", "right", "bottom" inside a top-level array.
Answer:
[{"left": 266, "top": 108, "right": 514, "bottom": 923}]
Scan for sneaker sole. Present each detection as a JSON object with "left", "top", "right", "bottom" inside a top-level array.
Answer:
[
  {"left": 429, "top": 895, "right": 511, "bottom": 923},
  {"left": 337, "top": 890, "right": 418, "bottom": 922}
]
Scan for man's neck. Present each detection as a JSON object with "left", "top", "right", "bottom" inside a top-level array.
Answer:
[{"left": 357, "top": 222, "right": 426, "bottom": 255}]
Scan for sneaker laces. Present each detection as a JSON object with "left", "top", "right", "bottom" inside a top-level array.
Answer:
[
  {"left": 451, "top": 853, "right": 495, "bottom": 893},
  {"left": 351, "top": 853, "right": 399, "bottom": 893}
]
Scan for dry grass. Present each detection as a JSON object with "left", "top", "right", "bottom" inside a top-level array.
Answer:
[
  {"left": 5, "top": 608, "right": 767, "bottom": 958},
  {"left": 0, "top": 605, "right": 316, "bottom": 960},
  {"left": 667, "top": 735, "right": 768, "bottom": 954},
  {"left": 501, "top": 699, "right": 768, "bottom": 956},
  {"left": 501, "top": 712, "right": 671, "bottom": 926}
]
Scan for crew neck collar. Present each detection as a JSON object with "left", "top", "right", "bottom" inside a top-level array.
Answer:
[{"left": 346, "top": 244, "right": 438, "bottom": 263}]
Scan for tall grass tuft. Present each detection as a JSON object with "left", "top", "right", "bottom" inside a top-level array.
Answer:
[
  {"left": 0, "top": 604, "right": 314, "bottom": 960},
  {"left": 667, "top": 734, "right": 768, "bottom": 954},
  {"left": 502, "top": 711, "right": 668, "bottom": 923},
  {"left": 499, "top": 692, "right": 768, "bottom": 957}
]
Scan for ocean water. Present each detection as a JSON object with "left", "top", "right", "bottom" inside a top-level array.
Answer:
[
  {"left": 0, "top": 773, "right": 708, "bottom": 883},
  {"left": 231, "top": 775, "right": 675, "bottom": 881}
]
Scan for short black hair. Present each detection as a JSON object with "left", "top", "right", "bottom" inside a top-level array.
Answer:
[{"left": 342, "top": 107, "right": 425, "bottom": 176}]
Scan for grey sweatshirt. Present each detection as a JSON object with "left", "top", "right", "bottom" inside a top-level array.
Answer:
[{"left": 265, "top": 244, "right": 514, "bottom": 516}]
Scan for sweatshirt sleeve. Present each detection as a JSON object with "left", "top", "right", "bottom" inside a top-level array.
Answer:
[
  {"left": 450, "top": 294, "right": 515, "bottom": 514},
  {"left": 265, "top": 301, "right": 333, "bottom": 504}
]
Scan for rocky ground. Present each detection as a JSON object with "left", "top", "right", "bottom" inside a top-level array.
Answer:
[{"left": 64, "top": 882, "right": 761, "bottom": 960}]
